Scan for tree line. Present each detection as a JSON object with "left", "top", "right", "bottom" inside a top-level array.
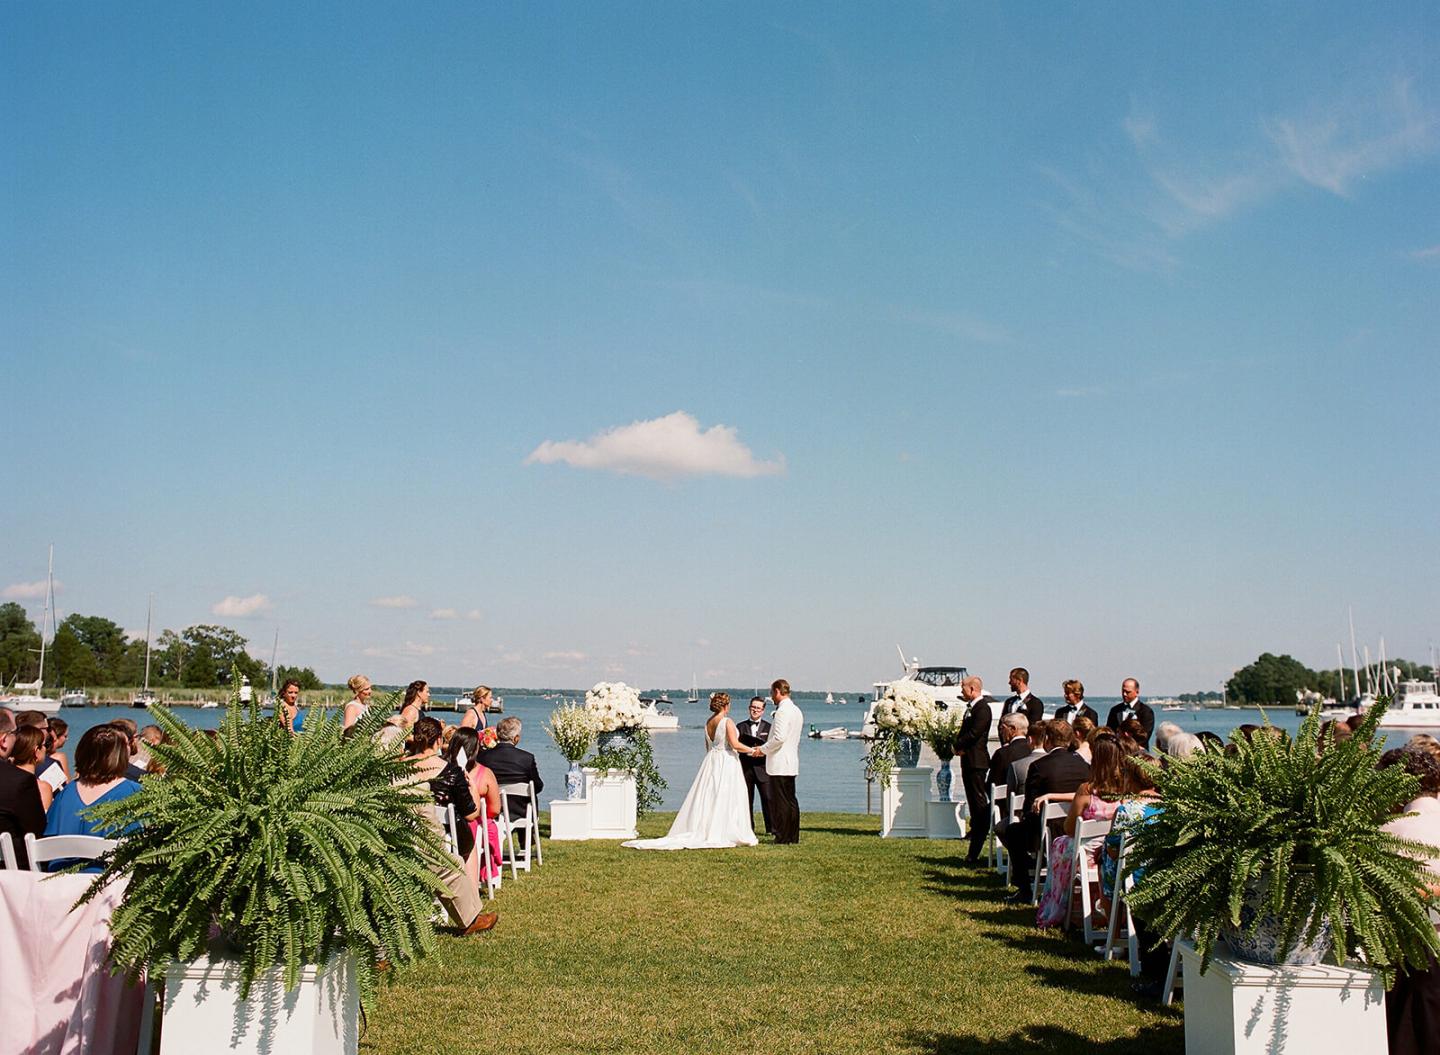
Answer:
[
  {"left": 1225, "top": 651, "right": 1436, "bottom": 707},
  {"left": 0, "top": 602, "right": 323, "bottom": 691}
]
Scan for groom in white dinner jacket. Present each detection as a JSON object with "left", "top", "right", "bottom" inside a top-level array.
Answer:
[{"left": 757, "top": 678, "right": 803, "bottom": 844}]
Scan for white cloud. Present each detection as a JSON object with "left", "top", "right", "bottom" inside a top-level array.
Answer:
[
  {"left": 3, "top": 579, "right": 62, "bottom": 600},
  {"left": 431, "top": 607, "right": 485, "bottom": 621},
  {"left": 1123, "top": 104, "right": 1158, "bottom": 149},
  {"left": 211, "top": 594, "right": 271, "bottom": 618},
  {"left": 1267, "top": 76, "right": 1436, "bottom": 196},
  {"left": 362, "top": 640, "right": 438, "bottom": 658},
  {"left": 369, "top": 595, "right": 419, "bottom": 609},
  {"left": 525, "top": 411, "right": 785, "bottom": 481},
  {"left": 466, "top": 609, "right": 484, "bottom": 621},
  {"left": 542, "top": 650, "right": 588, "bottom": 664},
  {"left": 1410, "top": 245, "right": 1440, "bottom": 260}
]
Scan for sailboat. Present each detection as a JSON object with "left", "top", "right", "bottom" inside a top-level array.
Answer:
[
  {"left": 132, "top": 595, "right": 157, "bottom": 708},
  {"left": 687, "top": 674, "right": 700, "bottom": 705},
  {"left": 2, "top": 546, "right": 60, "bottom": 714}
]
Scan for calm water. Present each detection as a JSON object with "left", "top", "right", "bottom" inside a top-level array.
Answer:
[{"left": 50, "top": 695, "right": 1428, "bottom": 814}]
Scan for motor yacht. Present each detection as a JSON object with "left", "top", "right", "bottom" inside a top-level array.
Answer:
[
  {"left": 637, "top": 696, "right": 680, "bottom": 731},
  {"left": 1378, "top": 679, "right": 1440, "bottom": 728}
]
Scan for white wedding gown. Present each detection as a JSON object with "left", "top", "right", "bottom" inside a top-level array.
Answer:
[{"left": 623, "top": 719, "right": 758, "bottom": 850}]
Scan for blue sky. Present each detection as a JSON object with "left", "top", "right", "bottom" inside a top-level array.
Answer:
[{"left": 3, "top": 3, "right": 1436, "bottom": 694}]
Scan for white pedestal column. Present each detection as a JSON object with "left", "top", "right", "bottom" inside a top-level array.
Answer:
[
  {"left": 583, "top": 768, "right": 638, "bottom": 839},
  {"left": 547, "top": 798, "right": 592, "bottom": 840},
  {"left": 1178, "top": 940, "right": 1386, "bottom": 1055},
  {"left": 925, "top": 799, "right": 965, "bottom": 839},
  {"left": 881, "top": 767, "right": 933, "bottom": 838}
]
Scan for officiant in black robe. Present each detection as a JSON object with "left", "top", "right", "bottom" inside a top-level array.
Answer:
[{"left": 736, "top": 696, "right": 773, "bottom": 834}]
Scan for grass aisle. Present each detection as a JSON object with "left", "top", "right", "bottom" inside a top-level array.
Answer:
[{"left": 362, "top": 812, "right": 1182, "bottom": 1054}]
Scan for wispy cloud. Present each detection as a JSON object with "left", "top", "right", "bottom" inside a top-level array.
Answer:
[
  {"left": 1266, "top": 76, "right": 1435, "bottom": 196},
  {"left": 370, "top": 595, "right": 419, "bottom": 610},
  {"left": 1408, "top": 244, "right": 1440, "bottom": 260},
  {"left": 886, "top": 305, "right": 1011, "bottom": 345},
  {"left": 1055, "top": 385, "right": 1107, "bottom": 399},
  {"left": 526, "top": 411, "right": 785, "bottom": 481},
  {"left": 362, "top": 640, "right": 439, "bottom": 658},
  {"left": 431, "top": 608, "right": 485, "bottom": 621},
  {"left": 3, "top": 579, "right": 62, "bottom": 600},
  {"left": 211, "top": 594, "right": 271, "bottom": 618},
  {"left": 542, "top": 650, "right": 588, "bottom": 664}
]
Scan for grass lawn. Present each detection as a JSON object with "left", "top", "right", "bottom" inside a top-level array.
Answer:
[{"left": 361, "top": 812, "right": 1183, "bottom": 1054}]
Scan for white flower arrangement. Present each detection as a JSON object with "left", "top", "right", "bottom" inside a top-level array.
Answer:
[
  {"left": 872, "top": 679, "right": 938, "bottom": 736},
  {"left": 545, "top": 702, "right": 598, "bottom": 762},
  {"left": 583, "top": 681, "right": 645, "bottom": 733}
]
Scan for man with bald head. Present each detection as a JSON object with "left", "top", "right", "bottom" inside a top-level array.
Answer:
[
  {"left": 954, "top": 676, "right": 994, "bottom": 864},
  {"left": 1105, "top": 677, "right": 1155, "bottom": 749}
]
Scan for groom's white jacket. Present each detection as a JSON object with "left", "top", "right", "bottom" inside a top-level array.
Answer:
[{"left": 761, "top": 697, "right": 802, "bottom": 777}]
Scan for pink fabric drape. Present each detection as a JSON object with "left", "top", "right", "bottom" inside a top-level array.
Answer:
[{"left": 0, "top": 871, "right": 142, "bottom": 1055}]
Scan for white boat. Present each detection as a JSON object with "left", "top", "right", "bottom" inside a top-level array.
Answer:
[
  {"left": 861, "top": 647, "right": 968, "bottom": 738},
  {"left": 686, "top": 674, "right": 700, "bottom": 705},
  {"left": 1378, "top": 679, "right": 1440, "bottom": 728},
  {"left": 5, "top": 546, "right": 60, "bottom": 714},
  {"left": 808, "top": 725, "right": 850, "bottom": 740},
  {"left": 637, "top": 696, "right": 681, "bottom": 731},
  {"left": 825, "top": 691, "right": 835, "bottom": 705},
  {"left": 198, "top": 700, "right": 220, "bottom": 710},
  {"left": 132, "top": 594, "right": 156, "bottom": 708},
  {"left": 60, "top": 690, "right": 89, "bottom": 708},
  {"left": 132, "top": 689, "right": 158, "bottom": 709}
]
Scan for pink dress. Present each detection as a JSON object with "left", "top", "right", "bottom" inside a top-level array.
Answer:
[
  {"left": 466, "top": 764, "right": 503, "bottom": 883},
  {"left": 1035, "top": 794, "right": 1120, "bottom": 928}
]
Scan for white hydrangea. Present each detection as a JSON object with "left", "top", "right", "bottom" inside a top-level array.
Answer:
[
  {"left": 583, "top": 681, "right": 645, "bottom": 732},
  {"left": 872, "top": 679, "right": 938, "bottom": 736}
]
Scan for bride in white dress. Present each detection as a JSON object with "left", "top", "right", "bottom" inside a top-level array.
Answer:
[{"left": 623, "top": 693, "right": 758, "bottom": 850}]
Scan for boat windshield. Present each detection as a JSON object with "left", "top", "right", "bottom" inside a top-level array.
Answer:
[{"left": 915, "top": 667, "right": 967, "bottom": 688}]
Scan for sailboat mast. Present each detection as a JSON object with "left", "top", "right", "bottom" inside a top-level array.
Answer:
[
  {"left": 1348, "top": 608, "right": 1362, "bottom": 700},
  {"left": 1336, "top": 644, "right": 1345, "bottom": 702},
  {"left": 37, "top": 544, "right": 53, "bottom": 689},
  {"left": 143, "top": 594, "right": 153, "bottom": 693},
  {"left": 269, "top": 628, "right": 279, "bottom": 697}
]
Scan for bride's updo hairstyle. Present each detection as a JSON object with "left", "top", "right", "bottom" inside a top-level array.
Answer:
[{"left": 709, "top": 692, "right": 730, "bottom": 714}]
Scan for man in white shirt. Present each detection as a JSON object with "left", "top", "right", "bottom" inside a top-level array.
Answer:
[{"left": 756, "top": 678, "right": 803, "bottom": 844}]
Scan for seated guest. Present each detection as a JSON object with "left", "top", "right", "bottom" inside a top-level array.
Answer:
[
  {"left": 1152, "top": 721, "right": 1183, "bottom": 756},
  {"left": 107, "top": 717, "right": 147, "bottom": 780},
  {"left": 41, "top": 716, "right": 70, "bottom": 782},
  {"left": 1000, "top": 718, "right": 1090, "bottom": 903},
  {"left": 987, "top": 714, "right": 1030, "bottom": 791},
  {"left": 446, "top": 727, "right": 503, "bottom": 886},
  {"left": 1162, "top": 732, "right": 1203, "bottom": 761},
  {"left": 1006, "top": 720, "right": 1050, "bottom": 797},
  {"left": 1380, "top": 743, "right": 1440, "bottom": 1055},
  {"left": 1072, "top": 715, "right": 1097, "bottom": 763},
  {"left": 402, "top": 719, "right": 497, "bottom": 935},
  {"left": 1195, "top": 730, "right": 1225, "bottom": 753},
  {"left": 407, "top": 718, "right": 478, "bottom": 862},
  {"left": 10, "top": 727, "right": 55, "bottom": 811},
  {"left": 476, "top": 716, "right": 544, "bottom": 820},
  {"left": 1053, "top": 679, "right": 1098, "bottom": 726},
  {"left": 1036, "top": 732, "right": 1127, "bottom": 928},
  {"left": 43, "top": 725, "right": 142, "bottom": 872},
  {"left": 1096, "top": 758, "right": 1169, "bottom": 999},
  {"left": 0, "top": 713, "right": 46, "bottom": 869},
  {"left": 1117, "top": 718, "right": 1149, "bottom": 755}
]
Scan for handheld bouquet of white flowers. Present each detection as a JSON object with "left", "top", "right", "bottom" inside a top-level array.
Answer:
[
  {"left": 872, "top": 679, "right": 937, "bottom": 736},
  {"left": 583, "top": 681, "right": 644, "bottom": 733}
]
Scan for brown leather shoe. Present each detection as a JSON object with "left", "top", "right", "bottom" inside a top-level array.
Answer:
[{"left": 462, "top": 911, "right": 499, "bottom": 935}]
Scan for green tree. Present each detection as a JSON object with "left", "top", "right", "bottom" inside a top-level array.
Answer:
[
  {"left": 0, "top": 602, "right": 41, "bottom": 685},
  {"left": 48, "top": 624, "right": 102, "bottom": 686},
  {"left": 1225, "top": 652, "right": 1317, "bottom": 706},
  {"left": 58, "top": 614, "right": 128, "bottom": 681},
  {"left": 276, "top": 665, "right": 323, "bottom": 691}
]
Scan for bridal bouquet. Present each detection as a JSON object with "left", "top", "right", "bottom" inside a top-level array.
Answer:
[
  {"left": 583, "top": 681, "right": 644, "bottom": 733},
  {"left": 872, "top": 680, "right": 937, "bottom": 736},
  {"left": 546, "top": 702, "right": 596, "bottom": 763}
]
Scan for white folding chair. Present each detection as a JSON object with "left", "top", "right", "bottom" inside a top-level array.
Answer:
[
  {"left": 478, "top": 800, "right": 498, "bottom": 899},
  {"left": 0, "top": 832, "right": 17, "bottom": 870},
  {"left": 24, "top": 834, "right": 117, "bottom": 872},
  {"left": 1066, "top": 818, "right": 1112, "bottom": 944},
  {"left": 498, "top": 782, "right": 542, "bottom": 877},
  {"left": 987, "top": 783, "right": 1008, "bottom": 871},
  {"left": 1100, "top": 830, "right": 1141, "bottom": 976},
  {"left": 1033, "top": 796, "right": 1069, "bottom": 905},
  {"left": 433, "top": 803, "right": 459, "bottom": 857},
  {"left": 1162, "top": 932, "right": 1189, "bottom": 1005}
]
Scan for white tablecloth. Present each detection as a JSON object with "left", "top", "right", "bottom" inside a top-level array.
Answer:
[{"left": 0, "top": 871, "right": 142, "bottom": 1055}]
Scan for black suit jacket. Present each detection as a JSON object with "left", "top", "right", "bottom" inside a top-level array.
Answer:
[
  {"left": 986, "top": 737, "right": 1032, "bottom": 790},
  {"left": 735, "top": 718, "right": 770, "bottom": 776},
  {"left": 1021, "top": 748, "right": 1092, "bottom": 817},
  {"left": 1054, "top": 703, "right": 1099, "bottom": 726},
  {"left": 476, "top": 742, "right": 544, "bottom": 817},
  {"left": 954, "top": 697, "right": 993, "bottom": 770},
  {"left": 0, "top": 761, "right": 46, "bottom": 870},
  {"left": 1105, "top": 701, "right": 1156, "bottom": 745},
  {"left": 1001, "top": 693, "right": 1043, "bottom": 723}
]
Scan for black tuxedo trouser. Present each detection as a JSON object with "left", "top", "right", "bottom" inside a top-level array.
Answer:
[
  {"left": 960, "top": 765, "right": 990, "bottom": 861},
  {"left": 999, "top": 814, "right": 1040, "bottom": 892},
  {"left": 769, "top": 774, "right": 799, "bottom": 844},
  {"left": 741, "top": 762, "right": 773, "bottom": 833}
]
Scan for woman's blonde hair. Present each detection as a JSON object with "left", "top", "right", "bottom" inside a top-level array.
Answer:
[
  {"left": 347, "top": 674, "right": 370, "bottom": 694},
  {"left": 471, "top": 685, "right": 492, "bottom": 706},
  {"left": 709, "top": 692, "right": 731, "bottom": 714}
]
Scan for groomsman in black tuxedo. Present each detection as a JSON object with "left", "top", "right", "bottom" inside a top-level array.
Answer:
[
  {"left": 1001, "top": 667, "right": 1044, "bottom": 724},
  {"left": 953, "top": 676, "right": 994, "bottom": 864},
  {"left": 1053, "top": 679, "right": 1099, "bottom": 726},
  {"left": 735, "top": 696, "right": 773, "bottom": 834},
  {"left": 1105, "top": 677, "right": 1155, "bottom": 749}
]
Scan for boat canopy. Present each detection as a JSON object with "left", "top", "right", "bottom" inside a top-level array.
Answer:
[{"left": 914, "top": 667, "right": 967, "bottom": 688}]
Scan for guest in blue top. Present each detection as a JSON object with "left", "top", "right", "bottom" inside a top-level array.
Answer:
[{"left": 44, "top": 724, "right": 141, "bottom": 872}]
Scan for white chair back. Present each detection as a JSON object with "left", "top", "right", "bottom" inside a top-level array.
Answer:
[
  {"left": 497, "top": 781, "right": 542, "bottom": 876},
  {"left": 433, "top": 803, "right": 459, "bottom": 858},
  {"left": 1032, "top": 796, "right": 1070, "bottom": 904},
  {"left": 477, "top": 799, "right": 498, "bottom": 899},
  {"left": 1100, "top": 829, "right": 1141, "bottom": 975},
  {"left": 1064, "top": 817, "right": 1112, "bottom": 941},
  {"left": 0, "top": 832, "right": 16, "bottom": 870},
  {"left": 24, "top": 834, "right": 117, "bottom": 872}
]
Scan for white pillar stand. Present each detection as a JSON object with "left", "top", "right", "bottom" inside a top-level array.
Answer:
[
  {"left": 547, "top": 798, "right": 592, "bottom": 841},
  {"left": 1177, "top": 939, "right": 1386, "bottom": 1055},
  {"left": 881, "top": 767, "right": 933, "bottom": 837},
  {"left": 925, "top": 799, "right": 966, "bottom": 840},
  {"left": 582, "top": 768, "right": 638, "bottom": 840}
]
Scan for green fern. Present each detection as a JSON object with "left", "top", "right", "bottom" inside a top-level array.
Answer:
[
  {"left": 76, "top": 674, "right": 453, "bottom": 1007},
  {"left": 1125, "top": 700, "right": 1440, "bottom": 980}
]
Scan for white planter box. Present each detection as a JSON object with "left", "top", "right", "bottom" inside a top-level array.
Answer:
[
  {"left": 881, "top": 767, "right": 933, "bottom": 838},
  {"left": 1178, "top": 939, "right": 1386, "bottom": 1055},
  {"left": 925, "top": 799, "right": 966, "bottom": 840},
  {"left": 548, "top": 797, "right": 593, "bottom": 840},
  {"left": 581, "top": 768, "right": 638, "bottom": 839},
  {"left": 160, "top": 949, "right": 358, "bottom": 1055}
]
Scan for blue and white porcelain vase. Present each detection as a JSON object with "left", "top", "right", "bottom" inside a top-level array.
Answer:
[
  {"left": 896, "top": 734, "right": 922, "bottom": 768},
  {"left": 935, "top": 757, "right": 953, "bottom": 801},
  {"left": 1221, "top": 874, "right": 1333, "bottom": 965},
  {"left": 597, "top": 727, "right": 637, "bottom": 755},
  {"left": 565, "top": 761, "right": 585, "bottom": 801}
]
